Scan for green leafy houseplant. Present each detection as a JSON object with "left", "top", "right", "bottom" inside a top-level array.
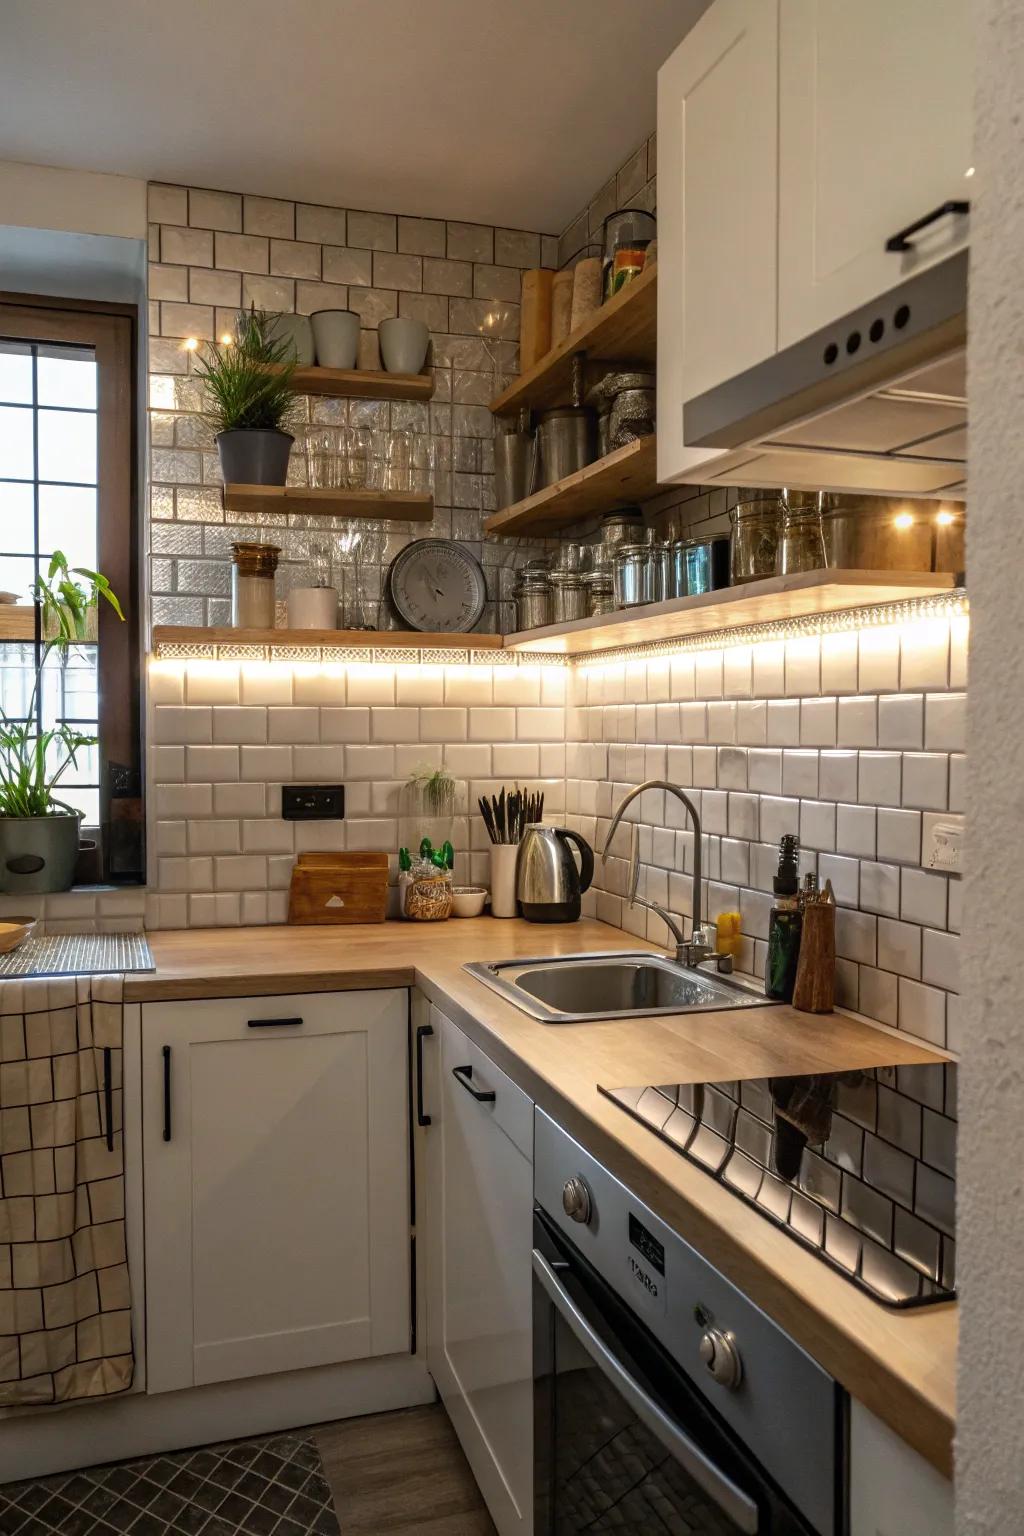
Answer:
[
  {"left": 0, "top": 553, "right": 124, "bottom": 893},
  {"left": 192, "top": 307, "right": 301, "bottom": 486}
]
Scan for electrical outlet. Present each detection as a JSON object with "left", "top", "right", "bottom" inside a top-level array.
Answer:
[
  {"left": 922, "top": 811, "right": 965, "bottom": 874},
  {"left": 282, "top": 784, "right": 345, "bottom": 821}
]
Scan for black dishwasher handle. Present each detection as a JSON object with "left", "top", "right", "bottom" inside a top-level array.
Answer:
[
  {"left": 247, "top": 1017, "right": 304, "bottom": 1028},
  {"left": 452, "top": 1064, "right": 496, "bottom": 1103},
  {"left": 886, "top": 199, "right": 969, "bottom": 251},
  {"left": 416, "top": 1023, "right": 434, "bottom": 1126}
]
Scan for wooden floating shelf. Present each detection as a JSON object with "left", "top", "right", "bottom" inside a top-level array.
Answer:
[
  {"left": 490, "top": 263, "right": 657, "bottom": 417},
  {"left": 267, "top": 364, "right": 434, "bottom": 401},
  {"left": 0, "top": 607, "right": 36, "bottom": 640},
  {"left": 221, "top": 484, "right": 433, "bottom": 521},
  {"left": 504, "top": 570, "right": 960, "bottom": 656},
  {"left": 151, "top": 626, "right": 503, "bottom": 655},
  {"left": 484, "top": 435, "right": 658, "bottom": 537}
]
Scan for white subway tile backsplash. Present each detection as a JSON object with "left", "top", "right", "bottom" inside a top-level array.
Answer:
[
  {"left": 859, "top": 967, "right": 899, "bottom": 1027},
  {"left": 877, "top": 917, "right": 922, "bottom": 979},
  {"left": 859, "top": 629, "right": 901, "bottom": 693},
  {"left": 925, "top": 692, "right": 966, "bottom": 752},
  {"left": 858, "top": 752, "right": 901, "bottom": 807},
  {"left": 752, "top": 642, "right": 785, "bottom": 697},
  {"left": 717, "top": 747, "right": 747, "bottom": 790},
  {"left": 948, "top": 753, "right": 966, "bottom": 812},
  {"left": 212, "top": 707, "right": 268, "bottom": 745},
  {"left": 897, "top": 978, "right": 946, "bottom": 1046},
  {"left": 241, "top": 744, "right": 293, "bottom": 781},
  {"left": 821, "top": 631, "right": 859, "bottom": 694},
  {"left": 293, "top": 665, "right": 347, "bottom": 706},
  {"left": 901, "top": 867, "right": 948, "bottom": 929},
  {"left": 321, "top": 707, "right": 371, "bottom": 743},
  {"left": 877, "top": 806, "right": 921, "bottom": 864},
  {"left": 835, "top": 907, "right": 876, "bottom": 965},
  {"left": 800, "top": 800, "right": 836, "bottom": 852},
  {"left": 186, "top": 745, "right": 239, "bottom": 782},
  {"left": 214, "top": 855, "right": 268, "bottom": 892},
  {"left": 922, "top": 928, "right": 960, "bottom": 992},
  {"left": 836, "top": 803, "right": 876, "bottom": 858},
  {"left": 800, "top": 696, "right": 837, "bottom": 747},
  {"left": 154, "top": 706, "right": 212, "bottom": 745},
  {"left": 766, "top": 699, "right": 800, "bottom": 746},
  {"left": 736, "top": 700, "right": 767, "bottom": 745},
  {"left": 901, "top": 753, "right": 948, "bottom": 811},
  {"left": 240, "top": 663, "right": 293, "bottom": 706},
  {"left": 680, "top": 702, "right": 708, "bottom": 743},
  {"left": 785, "top": 637, "right": 820, "bottom": 696},
  {"left": 817, "top": 852, "right": 859, "bottom": 907},
  {"left": 900, "top": 622, "right": 949, "bottom": 691},
  {"left": 783, "top": 750, "right": 818, "bottom": 798},
  {"left": 370, "top": 706, "right": 420, "bottom": 743},
  {"left": 878, "top": 694, "right": 924, "bottom": 749},
  {"left": 213, "top": 782, "right": 265, "bottom": 817},
  {"left": 493, "top": 667, "right": 541, "bottom": 706},
  {"left": 346, "top": 666, "right": 395, "bottom": 706},
  {"left": 747, "top": 749, "right": 782, "bottom": 795},
  {"left": 818, "top": 752, "right": 858, "bottom": 802},
  {"left": 185, "top": 662, "right": 240, "bottom": 706},
  {"left": 760, "top": 796, "right": 800, "bottom": 845},
  {"left": 837, "top": 695, "right": 878, "bottom": 748},
  {"left": 188, "top": 820, "right": 242, "bottom": 855},
  {"left": 153, "top": 746, "right": 185, "bottom": 783},
  {"left": 241, "top": 819, "right": 295, "bottom": 854},
  {"left": 859, "top": 861, "right": 900, "bottom": 918}
]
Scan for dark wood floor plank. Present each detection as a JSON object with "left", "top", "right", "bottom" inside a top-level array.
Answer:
[{"left": 314, "top": 1403, "right": 497, "bottom": 1535}]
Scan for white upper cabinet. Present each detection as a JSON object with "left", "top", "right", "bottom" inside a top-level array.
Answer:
[
  {"left": 657, "top": 0, "right": 779, "bottom": 482},
  {"left": 778, "top": 0, "right": 973, "bottom": 348}
]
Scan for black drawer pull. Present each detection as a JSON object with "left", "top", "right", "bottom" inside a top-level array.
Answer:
[
  {"left": 247, "top": 1017, "right": 304, "bottom": 1028},
  {"left": 416, "top": 1023, "right": 434, "bottom": 1126},
  {"left": 452, "top": 1064, "right": 496, "bottom": 1104},
  {"left": 103, "top": 1046, "right": 114, "bottom": 1152},
  {"left": 886, "top": 199, "right": 969, "bottom": 252},
  {"left": 162, "top": 1045, "right": 172, "bottom": 1142}
]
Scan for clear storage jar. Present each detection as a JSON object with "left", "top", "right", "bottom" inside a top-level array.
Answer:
[
  {"left": 777, "top": 501, "right": 826, "bottom": 575},
  {"left": 729, "top": 494, "right": 783, "bottom": 585},
  {"left": 230, "top": 542, "right": 281, "bottom": 628}
]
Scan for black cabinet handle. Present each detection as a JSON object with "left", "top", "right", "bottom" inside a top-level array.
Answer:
[
  {"left": 162, "top": 1045, "right": 172, "bottom": 1142},
  {"left": 416, "top": 1023, "right": 434, "bottom": 1126},
  {"left": 452, "top": 1064, "right": 496, "bottom": 1104},
  {"left": 247, "top": 1017, "right": 303, "bottom": 1028},
  {"left": 103, "top": 1046, "right": 114, "bottom": 1152},
  {"left": 886, "top": 200, "right": 969, "bottom": 252}
]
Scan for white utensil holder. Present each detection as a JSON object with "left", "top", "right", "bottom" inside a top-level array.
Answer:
[{"left": 489, "top": 844, "right": 520, "bottom": 918}]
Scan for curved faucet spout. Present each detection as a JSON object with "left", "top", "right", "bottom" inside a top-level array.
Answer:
[{"left": 600, "top": 779, "right": 703, "bottom": 945}]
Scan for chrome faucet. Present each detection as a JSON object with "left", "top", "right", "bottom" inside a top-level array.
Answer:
[{"left": 600, "top": 779, "right": 731, "bottom": 972}]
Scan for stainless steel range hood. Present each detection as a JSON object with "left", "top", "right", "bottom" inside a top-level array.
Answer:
[{"left": 682, "top": 251, "right": 967, "bottom": 499}]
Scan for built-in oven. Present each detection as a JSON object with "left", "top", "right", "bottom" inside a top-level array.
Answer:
[{"left": 533, "top": 1111, "right": 847, "bottom": 1536}]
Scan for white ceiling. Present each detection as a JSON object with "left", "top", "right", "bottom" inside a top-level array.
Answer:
[{"left": 0, "top": 0, "right": 707, "bottom": 233}]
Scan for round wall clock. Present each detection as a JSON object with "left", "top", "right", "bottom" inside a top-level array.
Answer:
[{"left": 386, "top": 539, "right": 487, "bottom": 633}]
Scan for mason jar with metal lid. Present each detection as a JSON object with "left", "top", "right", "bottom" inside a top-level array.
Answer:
[
  {"left": 231, "top": 541, "right": 281, "bottom": 628},
  {"left": 513, "top": 568, "right": 552, "bottom": 631},
  {"left": 730, "top": 492, "right": 783, "bottom": 584},
  {"left": 583, "top": 569, "right": 616, "bottom": 615},
  {"left": 548, "top": 570, "right": 589, "bottom": 623}
]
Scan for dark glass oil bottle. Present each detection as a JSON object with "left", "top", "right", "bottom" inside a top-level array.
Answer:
[{"left": 766, "top": 833, "right": 802, "bottom": 1002}]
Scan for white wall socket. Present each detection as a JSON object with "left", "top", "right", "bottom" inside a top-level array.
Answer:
[{"left": 922, "top": 811, "right": 965, "bottom": 874}]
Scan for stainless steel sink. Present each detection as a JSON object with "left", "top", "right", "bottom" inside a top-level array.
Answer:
[{"left": 464, "top": 951, "right": 771, "bottom": 1023}]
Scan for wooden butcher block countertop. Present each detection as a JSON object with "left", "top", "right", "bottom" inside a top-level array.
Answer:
[{"left": 128, "top": 917, "right": 956, "bottom": 1474}]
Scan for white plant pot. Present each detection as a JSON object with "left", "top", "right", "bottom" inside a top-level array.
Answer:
[
  {"left": 378, "top": 316, "right": 430, "bottom": 374},
  {"left": 489, "top": 844, "right": 520, "bottom": 918},
  {"left": 267, "top": 313, "right": 315, "bottom": 366},
  {"left": 287, "top": 587, "right": 338, "bottom": 629},
  {"left": 311, "top": 310, "right": 360, "bottom": 370}
]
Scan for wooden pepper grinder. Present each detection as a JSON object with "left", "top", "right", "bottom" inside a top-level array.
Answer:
[{"left": 792, "top": 879, "right": 836, "bottom": 1014}]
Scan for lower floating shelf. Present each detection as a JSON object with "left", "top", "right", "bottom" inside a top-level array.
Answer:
[
  {"left": 483, "top": 435, "right": 658, "bottom": 537},
  {"left": 221, "top": 485, "right": 433, "bottom": 520},
  {"left": 504, "top": 570, "right": 961, "bottom": 655},
  {"left": 151, "top": 626, "right": 503, "bottom": 656}
]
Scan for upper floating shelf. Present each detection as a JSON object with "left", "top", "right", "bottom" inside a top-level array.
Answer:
[
  {"left": 490, "top": 263, "right": 657, "bottom": 417},
  {"left": 268, "top": 364, "right": 434, "bottom": 401},
  {"left": 221, "top": 484, "right": 433, "bottom": 521},
  {"left": 504, "top": 570, "right": 960, "bottom": 655},
  {"left": 483, "top": 435, "right": 658, "bottom": 537}
]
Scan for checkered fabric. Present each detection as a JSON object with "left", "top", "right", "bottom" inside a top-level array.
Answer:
[{"left": 0, "top": 975, "right": 133, "bottom": 1406}]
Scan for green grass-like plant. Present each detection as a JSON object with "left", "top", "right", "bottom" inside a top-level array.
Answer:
[
  {"left": 0, "top": 553, "right": 124, "bottom": 819},
  {"left": 193, "top": 306, "right": 300, "bottom": 434}
]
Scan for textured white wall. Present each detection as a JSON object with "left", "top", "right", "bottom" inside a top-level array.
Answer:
[{"left": 957, "top": 2, "right": 1024, "bottom": 1530}]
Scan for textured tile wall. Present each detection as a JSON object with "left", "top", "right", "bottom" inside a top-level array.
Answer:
[
  {"left": 147, "top": 182, "right": 560, "bottom": 634},
  {"left": 565, "top": 612, "right": 968, "bottom": 1051},
  {"left": 557, "top": 133, "right": 657, "bottom": 269}
]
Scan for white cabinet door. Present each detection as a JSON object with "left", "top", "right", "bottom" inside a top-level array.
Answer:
[
  {"left": 850, "top": 1400, "right": 953, "bottom": 1536},
  {"left": 657, "top": 0, "right": 779, "bottom": 483},
  {"left": 778, "top": 0, "right": 972, "bottom": 346},
  {"left": 423, "top": 1005, "right": 533, "bottom": 1535},
  {"left": 143, "top": 990, "right": 409, "bottom": 1394}
]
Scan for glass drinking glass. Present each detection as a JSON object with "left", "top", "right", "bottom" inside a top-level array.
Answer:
[
  {"left": 307, "top": 426, "right": 340, "bottom": 490},
  {"left": 385, "top": 429, "right": 412, "bottom": 492}
]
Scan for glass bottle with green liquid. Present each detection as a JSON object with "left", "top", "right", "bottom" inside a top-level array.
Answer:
[{"left": 766, "top": 833, "right": 803, "bottom": 1002}]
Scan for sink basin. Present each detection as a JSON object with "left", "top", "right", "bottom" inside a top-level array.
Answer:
[{"left": 464, "top": 951, "right": 771, "bottom": 1022}]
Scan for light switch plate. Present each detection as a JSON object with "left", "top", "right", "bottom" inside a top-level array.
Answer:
[{"left": 922, "top": 811, "right": 965, "bottom": 873}]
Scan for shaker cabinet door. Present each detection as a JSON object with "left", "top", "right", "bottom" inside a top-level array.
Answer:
[
  {"left": 778, "top": 0, "right": 972, "bottom": 347},
  {"left": 657, "top": 0, "right": 779, "bottom": 483},
  {"left": 423, "top": 1005, "right": 533, "bottom": 1535},
  {"left": 142, "top": 989, "right": 410, "bottom": 1394}
]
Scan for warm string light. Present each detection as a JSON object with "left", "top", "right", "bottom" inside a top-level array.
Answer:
[{"left": 182, "top": 336, "right": 199, "bottom": 352}]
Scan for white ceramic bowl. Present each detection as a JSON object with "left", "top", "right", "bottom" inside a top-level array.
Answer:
[{"left": 451, "top": 886, "right": 488, "bottom": 918}]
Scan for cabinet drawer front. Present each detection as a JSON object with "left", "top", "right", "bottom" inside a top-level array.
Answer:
[
  {"left": 144, "top": 989, "right": 395, "bottom": 1037},
  {"left": 430, "top": 1005, "right": 532, "bottom": 1161}
]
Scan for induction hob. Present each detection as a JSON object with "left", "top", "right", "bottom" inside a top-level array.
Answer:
[{"left": 600, "top": 1061, "right": 956, "bottom": 1307}]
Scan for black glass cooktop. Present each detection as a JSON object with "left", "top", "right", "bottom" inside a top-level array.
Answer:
[{"left": 600, "top": 1062, "right": 956, "bottom": 1308}]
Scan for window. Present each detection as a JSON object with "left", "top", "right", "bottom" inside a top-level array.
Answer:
[{"left": 0, "top": 295, "right": 141, "bottom": 883}]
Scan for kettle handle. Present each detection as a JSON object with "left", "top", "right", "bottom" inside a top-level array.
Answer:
[{"left": 556, "top": 829, "right": 594, "bottom": 894}]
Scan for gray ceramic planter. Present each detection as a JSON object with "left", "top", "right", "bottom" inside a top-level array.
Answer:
[
  {"left": 216, "top": 429, "right": 294, "bottom": 486},
  {"left": 0, "top": 813, "right": 83, "bottom": 894}
]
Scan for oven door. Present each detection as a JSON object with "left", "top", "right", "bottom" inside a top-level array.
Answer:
[{"left": 533, "top": 1209, "right": 823, "bottom": 1536}]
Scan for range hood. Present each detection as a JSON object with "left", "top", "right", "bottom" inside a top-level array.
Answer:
[{"left": 682, "top": 251, "right": 967, "bottom": 499}]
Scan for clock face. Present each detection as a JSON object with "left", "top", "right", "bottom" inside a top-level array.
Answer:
[{"left": 387, "top": 539, "right": 487, "bottom": 633}]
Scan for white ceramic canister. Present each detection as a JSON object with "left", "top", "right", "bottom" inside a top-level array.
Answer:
[
  {"left": 310, "top": 310, "right": 360, "bottom": 370},
  {"left": 287, "top": 586, "right": 338, "bottom": 629},
  {"left": 267, "top": 313, "right": 315, "bottom": 366},
  {"left": 489, "top": 844, "right": 520, "bottom": 918}
]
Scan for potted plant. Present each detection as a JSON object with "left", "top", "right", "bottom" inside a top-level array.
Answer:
[
  {"left": 193, "top": 306, "right": 300, "bottom": 486},
  {"left": 0, "top": 552, "right": 124, "bottom": 895}
]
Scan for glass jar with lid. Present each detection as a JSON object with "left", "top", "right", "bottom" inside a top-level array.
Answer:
[
  {"left": 231, "top": 541, "right": 281, "bottom": 628},
  {"left": 777, "top": 492, "right": 827, "bottom": 576},
  {"left": 729, "top": 492, "right": 783, "bottom": 584},
  {"left": 513, "top": 568, "right": 553, "bottom": 631}
]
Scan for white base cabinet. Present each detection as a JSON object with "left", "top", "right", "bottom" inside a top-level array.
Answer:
[
  {"left": 142, "top": 989, "right": 410, "bottom": 1394},
  {"left": 850, "top": 1400, "right": 953, "bottom": 1536},
  {"left": 422, "top": 1004, "right": 534, "bottom": 1535}
]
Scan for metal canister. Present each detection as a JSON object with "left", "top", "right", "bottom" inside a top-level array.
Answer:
[
  {"left": 548, "top": 571, "right": 589, "bottom": 623},
  {"left": 650, "top": 541, "right": 671, "bottom": 603},
  {"left": 600, "top": 508, "right": 644, "bottom": 550},
  {"left": 535, "top": 407, "right": 594, "bottom": 490},
  {"left": 673, "top": 535, "right": 732, "bottom": 597},
  {"left": 583, "top": 570, "right": 616, "bottom": 615},
  {"left": 513, "top": 568, "right": 552, "bottom": 631},
  {"left": 613, "top": 542, "right": 652, "bottom": 608}
]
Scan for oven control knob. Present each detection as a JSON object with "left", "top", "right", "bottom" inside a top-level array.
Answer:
[
  {"left": 699, "top": 1328, "right": 742, "bottom": 1389},
  {"left": 562, "top": 1175, "right": 593, "bottom": 1225}
]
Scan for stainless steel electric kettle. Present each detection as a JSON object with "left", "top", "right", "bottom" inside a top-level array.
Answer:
[{"left": 516, "top": 825, "right": 594, "bottom": 923}]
